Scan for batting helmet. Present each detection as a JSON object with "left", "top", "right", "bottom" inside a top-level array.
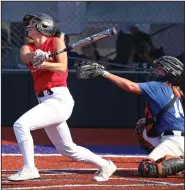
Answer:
[
  {"left": 149, "top": 56, "right": 184, "bottom": 85},
  {"left": 22, "top": 13, "right": 56, "bottom": 37}
]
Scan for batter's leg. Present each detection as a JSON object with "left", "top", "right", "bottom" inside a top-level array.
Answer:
[
  {"left": 9, "top": 98, "right": 74, "bottom": 181},
  {"left": 44, "top": 122, "right": 117, "bottom": 181}
]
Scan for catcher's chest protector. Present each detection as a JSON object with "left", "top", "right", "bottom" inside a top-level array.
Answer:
[
  {"left": 145, "top": 93, "right": 177, "bottom": 138},
  {"left": 145, "top": 101, "right": 158, "bottom": 137}
]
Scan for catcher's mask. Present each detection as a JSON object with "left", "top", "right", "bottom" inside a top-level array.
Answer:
[
  {"left": 148, "top": 56, "right": 184, "bottom": 85},
  {"left": 22, "top": 13, "right": 56, "bottom": 38}
]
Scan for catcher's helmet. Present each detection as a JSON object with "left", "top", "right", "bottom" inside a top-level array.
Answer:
[
  {"left": 149, "top": 56, "right": 184, "bottom": 85},
  {"left": 22, "top": 13, "right": 56, "bottom": 37}
]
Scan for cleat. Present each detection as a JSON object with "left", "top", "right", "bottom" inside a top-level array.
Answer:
[
  {"left": 8, "top": 166, "right": 40, "bottom": 181},
  {"left": 93, "top": 160, "right": 117, "bottom": 182}
]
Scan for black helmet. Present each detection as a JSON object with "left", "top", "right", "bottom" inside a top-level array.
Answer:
[
  {"left": 149, "top": 55, "right": 184, "bottom": 85},
  {"left": 22, "top": 13, "right": 56, "bottom": 37}
]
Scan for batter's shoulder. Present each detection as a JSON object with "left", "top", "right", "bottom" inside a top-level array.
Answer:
[
  {"left": 50, "top": 37, "right": 60, "bottom": 41},
  {"left": 49, "top": 37, "right": 64, "bottom": 44}
]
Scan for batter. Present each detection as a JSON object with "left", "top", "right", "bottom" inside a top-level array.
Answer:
[{"left": 8, "top": 13, "right": 116, "bottom": 182}]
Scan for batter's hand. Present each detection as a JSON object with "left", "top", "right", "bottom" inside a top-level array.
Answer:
[
  {"left": 33, "top": 49, "right": 52, "bottom": 61},
  {"left": 31, "top": 59, "right": 45, "bottom": 68},
  {"left": 31, "top": 49, "right": 52, "bottom": 68}
]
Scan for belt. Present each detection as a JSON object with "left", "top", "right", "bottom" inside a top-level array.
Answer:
[
  {"left": 162, "top": 131, "right": 184, "bottom": 137},
  {"left": 36, "top": 89, "right": 53, "bottom": 98}
]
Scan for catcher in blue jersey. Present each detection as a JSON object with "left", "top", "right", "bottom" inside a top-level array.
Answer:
[{"left": 75, "top": 56, "right": 184, "bottom": 178}]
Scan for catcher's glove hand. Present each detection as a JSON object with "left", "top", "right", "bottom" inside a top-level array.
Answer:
[{"left": 74, "top": 60, "right": 105, "bottom": 79}]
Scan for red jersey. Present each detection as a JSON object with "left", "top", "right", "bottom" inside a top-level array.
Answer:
[{"left": 27, "top": 37, "right": 68, "bottom": 93}]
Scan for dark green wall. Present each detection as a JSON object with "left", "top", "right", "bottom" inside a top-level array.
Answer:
[{"left": 2, "top": 71, "right": 148, "bottom": 128}]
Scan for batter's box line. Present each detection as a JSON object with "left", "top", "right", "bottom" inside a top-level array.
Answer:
[
  {"left": 2, "top": 153, "right": 147, "bottom": 157},
  {"left": 2, "top": 171, "right": 183, "bottom": 186},
  {"left": 2, "top": 167, "right": 138, "bottom": 173},
  {"left": 2, "top": 183, "right": 185, "bottom": 190},
  {"left": 109, "top": 177, "right": 184, "bottom": 186}
]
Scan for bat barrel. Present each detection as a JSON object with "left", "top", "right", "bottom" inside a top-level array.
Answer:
[
  {"left": 108, "top": 27, "right": 117, "bottom": 36},
  {"left": 49, "top": 27, "right": 118, "bottom": 57}
]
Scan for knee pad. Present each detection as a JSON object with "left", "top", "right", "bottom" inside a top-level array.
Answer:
[{"left": 138, "top": 155, "right": 185, "bottom": 178}]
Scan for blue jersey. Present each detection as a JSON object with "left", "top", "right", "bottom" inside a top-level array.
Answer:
[{"left": 138, "top": 81, "right": 184, "bottom": 134}]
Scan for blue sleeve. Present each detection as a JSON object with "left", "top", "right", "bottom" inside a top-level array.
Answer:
[{"left": 137, "top": 81, "right": 159, "bottom": 102}]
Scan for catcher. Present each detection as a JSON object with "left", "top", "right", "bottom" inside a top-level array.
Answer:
[{"left": 74, "top": 56, "right": 184, "bottom": 178}]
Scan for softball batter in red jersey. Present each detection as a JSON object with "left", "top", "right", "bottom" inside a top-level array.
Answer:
[
  {"left": 27, "top": 37, "right": 68, "bottom": 92},
  {"left": 8, "top": 13, "right": 116, "bottom": 182}
]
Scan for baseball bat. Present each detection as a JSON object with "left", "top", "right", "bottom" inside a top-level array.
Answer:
[{"left": 49, "top": 27, "right": 117, "bottom": 58}]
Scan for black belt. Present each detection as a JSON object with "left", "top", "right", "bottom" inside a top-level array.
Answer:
[
  {"left": 163, "top": 131, "right": 184, "bottom": 136},
  {"left": 37, "top": 89, "right": 53, "bottom": 98}
]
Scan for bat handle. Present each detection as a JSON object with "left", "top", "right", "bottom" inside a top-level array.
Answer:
[
  {"left": 49, "top": 46, "right": 73, "bottom": 57},
  {"left": 49, "top": 52, "right": 58, "bottom": 57}
]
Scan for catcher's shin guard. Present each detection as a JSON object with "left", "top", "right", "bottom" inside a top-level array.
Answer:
[
  {"left": 138, "top": 155, "right": 185, "bottom": 178},
  {"left": 155, "top": 155, "right": 184, "bottom": 177}
]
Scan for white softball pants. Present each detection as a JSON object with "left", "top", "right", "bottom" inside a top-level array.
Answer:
[
  {"left": 143, "top": 128, "right": 184, "bottom": 161},
  {"left": 13, "top": 87, "right": 109, "bottom": 168}
]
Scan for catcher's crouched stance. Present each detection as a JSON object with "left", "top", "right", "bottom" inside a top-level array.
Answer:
[
  {"left": 134, "top": 118, "right": 184, "bottom": 178},
  {"left": 75, "top": 57, "right": 185, "bottom": 178}
]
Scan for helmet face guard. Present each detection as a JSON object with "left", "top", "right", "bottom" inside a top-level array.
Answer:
[
  {"left": 148, "top": 56, "right": 184, "bottom": 85},
  {"left": 22, "top": 16, "right": 40, "bottom": 37},
  {"left": 22, "top": 13, "right": 56, "bottom": 38},
  {"left": 148, "top": 61, "right": 168, "bottom": 82}
]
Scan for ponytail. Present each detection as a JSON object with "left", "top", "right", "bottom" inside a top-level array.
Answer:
[
  {"left": 53, "top": 28, "right": 62, "bottom": 38},
  {"left": 172, "top": 86, "right": 184, "bottom": 99}
]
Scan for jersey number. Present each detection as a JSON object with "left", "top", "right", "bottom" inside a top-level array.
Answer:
[{"left": 173, "top": 98, "right": 184, "bottom": 117}]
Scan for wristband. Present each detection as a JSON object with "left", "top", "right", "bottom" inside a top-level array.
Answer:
[{"left": 102, "top": 70, "right": 110, "bottom": 78}]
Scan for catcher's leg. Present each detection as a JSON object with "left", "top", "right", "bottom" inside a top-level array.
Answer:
[
  {"left": 138, "top": 155, "right": 184, "bottom": 178},
  {"left": 147, "top": 136, "right": 184, "bottom": 161},
  {"left": 134, "top": 118, "right": 161, "bottom": 153},
  {"left": 138, "top": 135, "right": 184, "bottom": 178}
]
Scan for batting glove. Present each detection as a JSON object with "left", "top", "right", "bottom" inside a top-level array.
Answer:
[
  {"left": 33, "top": 49, "right": 51, "bottom": 61},
  {"left": 31, "top": 59, "right": 46, "bottom": 68}
]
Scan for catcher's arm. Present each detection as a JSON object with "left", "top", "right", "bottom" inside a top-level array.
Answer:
[
  {"left": 102, "top": 72, "right": 142, "bottom": 95},
  {"left": 75, "top": 60, "right": 142, "bottom": 94}
]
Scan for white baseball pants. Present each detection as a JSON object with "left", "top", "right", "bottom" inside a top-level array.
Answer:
[
  {"left": 142, "top": 128, "right": 184, "bottom": 161},
  {"left": 13, "top": 87, "right": 110, "bottom": 169}
]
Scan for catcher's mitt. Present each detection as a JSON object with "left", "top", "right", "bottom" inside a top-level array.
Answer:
[{"left": 74, "top": 60, "right": 105, "bottom": 79}]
